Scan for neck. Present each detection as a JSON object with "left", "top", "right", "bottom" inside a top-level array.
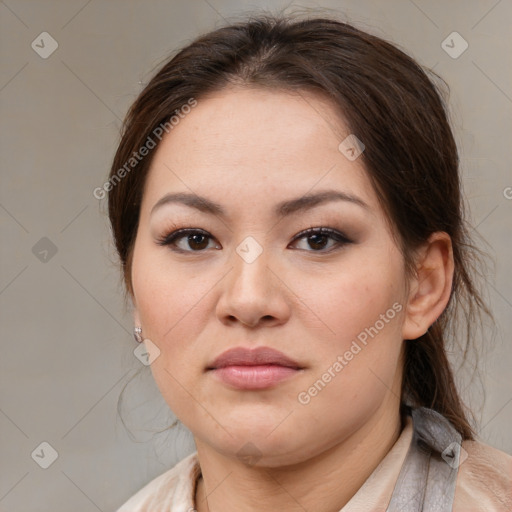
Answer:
[{"left": 194, "top": 404, "right": 403, "bottom": 512}]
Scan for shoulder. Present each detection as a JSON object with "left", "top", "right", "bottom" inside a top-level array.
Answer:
[
  {"left": 116, "top": 451, "right": 200, "bottom": 512},
  {"left": 454, "top": 439, "right": 512, "bottom": 512}
]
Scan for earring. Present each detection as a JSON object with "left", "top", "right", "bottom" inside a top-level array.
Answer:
[{"left": 134, "top": 326, "right": 143, "bottom": 343}]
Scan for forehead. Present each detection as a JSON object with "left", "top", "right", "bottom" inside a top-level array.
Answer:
[{"left": 142, "top": 87, "right": 378, "bottom": 215}]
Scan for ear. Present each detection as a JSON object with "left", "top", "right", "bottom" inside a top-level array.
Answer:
[{"left": 402, "top": 232, "right": 454, "bottom": 340}]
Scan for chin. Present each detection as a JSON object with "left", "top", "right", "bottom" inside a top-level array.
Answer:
[{"left": 198, "top": 421, "right": 315, "bottom": 466}]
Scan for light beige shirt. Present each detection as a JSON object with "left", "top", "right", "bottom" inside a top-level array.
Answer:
[{"left": 116, "top": 416, "right": 512, "bottom": 511}]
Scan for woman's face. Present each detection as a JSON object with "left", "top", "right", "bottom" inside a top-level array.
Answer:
[{"left": 131, "top": 87, "right": 409, "bottom": 466}]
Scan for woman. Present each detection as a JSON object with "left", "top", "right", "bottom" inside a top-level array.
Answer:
[{"left": 110, "top": 13, "right": 511, "bottom": 512}]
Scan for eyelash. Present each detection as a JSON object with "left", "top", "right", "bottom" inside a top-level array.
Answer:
[{"left": 155, "top": 226, "right": 353, "bottom": 254}]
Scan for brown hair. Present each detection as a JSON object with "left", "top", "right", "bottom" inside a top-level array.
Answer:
[{"left": 108, "top": 13, "right": 491, "bottom": 439}]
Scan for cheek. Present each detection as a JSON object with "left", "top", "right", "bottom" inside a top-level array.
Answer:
[
  {"left": 131, "top": 254, "right": 215, "bottom": 418},
  {"left": 293, "top": 265, "right": 405, "bottom": 438},
  {"left": 296, "top": 247, "right": 406, "bottom": 406},
  {"left": 303, "top": 251, "right": 405, "bottom": 346},
  {"left": 131, "top": 245, "right": 216, "bottom": 393},
  {"left": 132, "top": 241, "right": 210, "bottom": 337}
]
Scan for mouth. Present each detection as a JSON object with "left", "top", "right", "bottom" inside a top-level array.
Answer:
[{"left": 206, "top": 346, "right": 304, "bottom": 390}]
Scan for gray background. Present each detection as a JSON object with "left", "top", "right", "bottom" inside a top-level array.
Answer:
[{"left": 0, "top": 0, "right": 510, "bottom": 510}]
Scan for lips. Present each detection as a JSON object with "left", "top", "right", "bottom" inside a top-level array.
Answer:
[
  {"left": 206, "top": 346, "right": 304, "bottom": 390},
  {"left": 207, "top": 346, "right": 302, "bottom": 370}
]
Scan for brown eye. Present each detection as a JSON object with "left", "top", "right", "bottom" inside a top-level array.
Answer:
[
  {"left": 306, "top": 233, "right": 330, "bottom": 250},
  {"left": 156, "top": 229, "right": 218, "bottom": 252},
  {"left": 187, "top": 233, "right": 209, "bottom": 250},
  {"left": 290, "top": 227, "right": 352, "bottom": 252}
]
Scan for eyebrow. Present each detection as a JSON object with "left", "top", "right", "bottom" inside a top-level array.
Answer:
[{"left": 150, "top": 190, "right": 369, "bottom": 218}]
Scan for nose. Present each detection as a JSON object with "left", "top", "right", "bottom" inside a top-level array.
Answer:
[{"left": 215, "top": 246, "right": 291, "bottom": 329}]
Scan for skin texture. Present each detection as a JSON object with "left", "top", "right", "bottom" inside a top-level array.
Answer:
[{"left": 130, "top": 87, "right": 454, "bottom": 512}]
